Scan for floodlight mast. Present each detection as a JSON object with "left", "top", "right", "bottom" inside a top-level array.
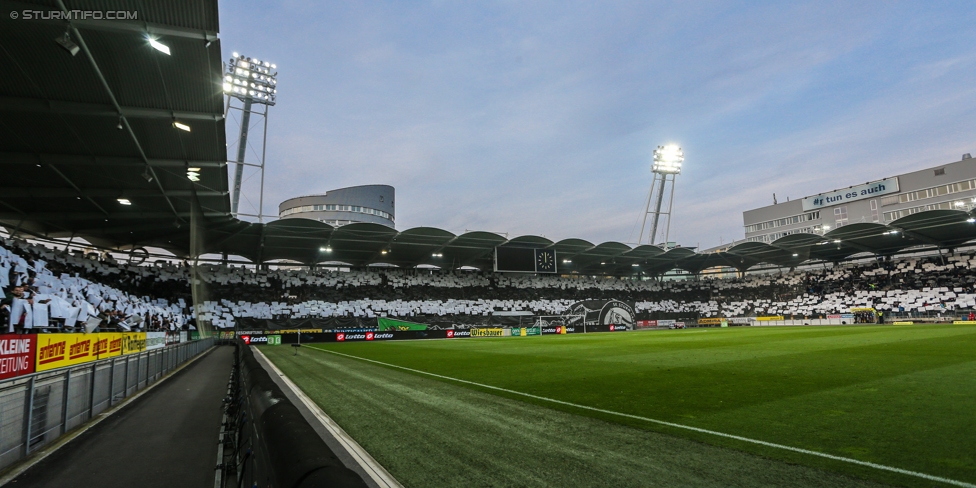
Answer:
[
  {"left": 223, "top": 53, "right": 278, "bottom": 221},
  {"left": 638, "top": 144, "right": 683, "bottom": 247}
]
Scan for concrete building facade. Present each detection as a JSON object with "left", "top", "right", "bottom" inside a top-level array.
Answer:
[
  {"left": 743, "top": 155, "right": 976, "bottom": 243},
  {"left": 278, "top": 185, "right": 395, "bottom": 228}
]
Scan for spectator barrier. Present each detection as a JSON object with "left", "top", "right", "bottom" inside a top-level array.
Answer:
[
  {"left": 0, "top": 337, "right": 213, "bottom": 472},
  {"left": 229, "top": 340, "right": 367, "bottom": 488}
]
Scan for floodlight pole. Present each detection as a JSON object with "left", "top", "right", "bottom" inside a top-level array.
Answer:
[
  {"left": 648, "top": 174, "right": 668, "bottom": 246},
  {"left": 224, "top": 53, "right": 277, "bottom": 222},
  {"left": 640, "top": 145, "right": 683, "bottom": 247},
  {"left": 231, "top": 97, "right": 253, "bottom": 216}
]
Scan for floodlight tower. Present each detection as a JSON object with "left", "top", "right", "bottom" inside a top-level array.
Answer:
[
  {"left": 223, "top": 52, "right": 278, "bottom": 221},
  {"left": 639, "top": 144, "right": 684, "bottom": 246}
]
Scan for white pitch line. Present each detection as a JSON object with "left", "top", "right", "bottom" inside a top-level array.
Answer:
[
  {"left": 317, "top": 347, "right": 975, "bottom": 488},
  {"left": 253, "top": 348, "right": 402, "bottom": 488}
]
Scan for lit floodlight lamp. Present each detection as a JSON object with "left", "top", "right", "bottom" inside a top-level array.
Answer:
[
  {"left": 224, "top": 53, "right": 278, "bottom": 106},
  {"left": 792, "top": 253, "right": 798, "bottom": 257},
  {"left": 117, "top": 198, "right": 132, "bottom": 205},
  {"left": 148, "top": 37, "right": 171, "bottom": 55},
  {"left": 173, "top": 121, "right": 191, "bottom": 132},
  {"left": 652, "top": 144, "right": 684, "bottom": 174},
  {"left": 186, "top": 167, "right": 201, "bottom": 182},
  {"left": 968, "top": 218, "right": 976, "bottom": 223}
]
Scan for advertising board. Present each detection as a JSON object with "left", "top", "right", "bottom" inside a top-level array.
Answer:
[
  {"left": 697, "top": 318, "right": 722, "bottom": 325},
  {"left": 146, "top": 332, "right": 166, "bottom": 350},
  {"left": 241, "top": 335, "right": 283, "bottom": 345},
  {"left": 0, "top": 335, "right": 35, "bottom": 380},
  {"left": 801, "top": 177, "right": 899, "bottom": 211},
  {"left": 755, "top": 316, "right": 785, "bottom": 321},
  {"left": 36, "top": 333, "right": 116, "bottom": 372},
  {"left": 470, "top": 328, "right": 505, "bottom": 337},
  {"left": 122, "top": 332, "right": 146, "bottom": 354}
]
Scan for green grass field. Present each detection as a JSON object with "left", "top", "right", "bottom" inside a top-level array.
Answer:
[{"left": 261, "top": 324, "right": 976, "bottom": 487}]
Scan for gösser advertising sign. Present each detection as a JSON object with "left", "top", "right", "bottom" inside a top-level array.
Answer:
[{"left": 802, "top": 177, "right": 899, "bottom": 211}]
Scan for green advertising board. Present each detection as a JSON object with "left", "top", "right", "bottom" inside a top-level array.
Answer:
[
  {"left": 378, "top": 317, "right": 428, "bottom": 331},
  {"left": 267, "top": 335, "right": 281, "bottom": 345},
  {"left": 511, "top": 327, "right": 541, "bottom": 337}
]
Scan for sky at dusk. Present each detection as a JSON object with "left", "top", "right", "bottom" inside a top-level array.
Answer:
[{"left": 220, "top": 1, "right": 976, "bottom": 250}]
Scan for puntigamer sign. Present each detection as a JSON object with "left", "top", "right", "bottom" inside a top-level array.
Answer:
[{"left": 802, "top": 177, "right": 899, "bottom": 211}]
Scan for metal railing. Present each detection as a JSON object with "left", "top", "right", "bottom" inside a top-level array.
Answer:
[{"left": 0, "top": 338, "right": 214, "bottom": 473}]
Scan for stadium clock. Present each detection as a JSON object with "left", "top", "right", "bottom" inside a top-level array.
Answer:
[{"left": 535, "top": 249, "right": 556, "bottom": 273}]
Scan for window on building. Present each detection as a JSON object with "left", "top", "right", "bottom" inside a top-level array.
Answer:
[
  {"left": 834, "top": 206, "right": 848, "bottom": 228},
  {"left": 934, "top": 168, "right": 945, "bottom": 176}
]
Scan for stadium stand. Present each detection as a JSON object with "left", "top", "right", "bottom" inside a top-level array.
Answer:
[{"left": 1, "top": 237, "right": 191, "bottom": 333}]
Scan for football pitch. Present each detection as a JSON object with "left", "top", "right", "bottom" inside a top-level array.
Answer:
[{"left": 260, "top": 324, "right": 976, "bottom": 487}]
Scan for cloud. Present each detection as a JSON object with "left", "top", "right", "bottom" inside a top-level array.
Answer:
[{"left": 221, "top": 1, "right": 976, "bottom": 252}]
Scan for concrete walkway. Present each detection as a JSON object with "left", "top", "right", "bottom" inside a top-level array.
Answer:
[{"left": 8, "top": 346, "right": 234, "bottom": 488}]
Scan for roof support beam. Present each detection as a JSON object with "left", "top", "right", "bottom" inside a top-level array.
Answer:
[
  {"left": 0, "top": 96, "right": 223, "bottom": 121},
  {"left": 1, "top": 1, "right": 218, "bottom": 41},
  {"left": 0, "top": 152, "right": 225, "bottom": 168},
  {"left": 0, "top": 188, "right": 225, "bottom": 198},
  {"left": 0, "top": 211, "right": 225, "bottom": 220}
]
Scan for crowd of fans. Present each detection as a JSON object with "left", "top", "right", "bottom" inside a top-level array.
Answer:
[
  {"left": 3, "top": 234, "right": 975, "bottom": 331},
  {"left": 0, "top": 237, "right": 191, "bottom": 333}
]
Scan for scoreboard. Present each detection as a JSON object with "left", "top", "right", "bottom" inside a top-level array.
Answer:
[{"left": 494, "top": 247, "right": 557, "bottom": 273}]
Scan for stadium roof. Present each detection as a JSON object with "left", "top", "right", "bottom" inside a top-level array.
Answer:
[{"left": 3, "top": 1, "right": 976, "bottom": 275}]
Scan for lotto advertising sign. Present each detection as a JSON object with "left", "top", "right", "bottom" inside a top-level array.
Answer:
[
  {"left": 335, "top": 331, "right": 395, "bottom": 341},
  {"left": 240, "top": 335, "right": 283, "bottom": 345},
  {"left": 0, "top": 335, "right": 36, "bottom": 380},
  {"left": 446, "top": 330, "right": 471, "bottom": 338}
]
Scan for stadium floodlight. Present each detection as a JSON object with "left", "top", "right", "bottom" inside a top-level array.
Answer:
[
  {"left": 224, "top": 54, "right": 278, "bottom": 106},
  {"left": 117, "top": 198, "right": 131, "bottom": 205},
  {"left": 792, "top": 253, "right": 798, "bottom": 257},
  {"left": 640, "top": 143, "right": 685, "bottom": 246},
  {"left": 968, "top": 218, "right": 976, "bottom": 223},
  {"left": 173, "top": 121, "right": 191, "bottom": 132},
  {"left": 148, "top": 37, "right": 171, "bottom": 55},
  {"left": 652, "top": 144, "right": 684, "bottom": 175},
  {"left": 225, "top": 53, "right": 279, "bottom": 220},
  {"left": 186, "top": 167, "right": 201, "bottom": 182}
]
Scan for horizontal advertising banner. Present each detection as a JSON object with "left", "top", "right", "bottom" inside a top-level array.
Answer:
[
  {"left": 0, "top": 335, "right": 36, "bottom": 380},
  {"left": 636, "top": 320, "right": 657, "bottom": 328},
  {"left": 755, "top": 316, "right": 785, "bottom": 321},
  {"left": 36, "top": 332, "right": 123, "bottom": 372},
  {"left": 697, "top": 318, "right": 723, "bottom": 325},
  {"left": 446, "top": 330, "right": 471, "bottom": 338},
  {"left": 802, "top": 177, "right": 899, "bottom": 211},
  {"left": 122, "top": 333, "right": 146, "bottom": 354},
  {"left": 471, "top": 328, "right": 505, "bottom": 338},
  {"left": 146, "top": 332, "right": 166, "bottom": 350},
  {"left": 241, "top": 334, "right": 282, "bottom": 345}
]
